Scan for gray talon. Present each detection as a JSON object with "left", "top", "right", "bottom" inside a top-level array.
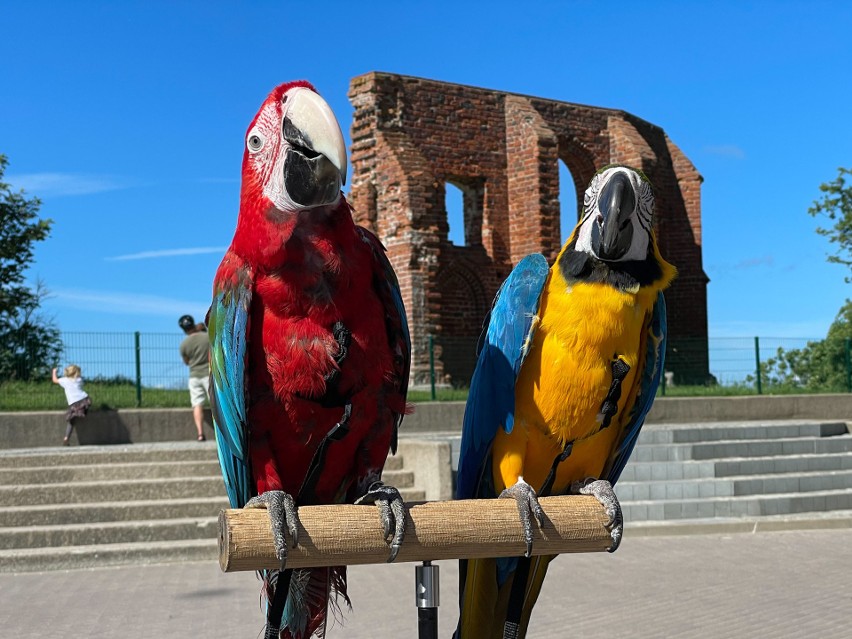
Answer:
[
  {"left": 499, "top": 479, "right": 543, "bottom": 558},
  {"left": 571, "top": 478, "right": 623, "bottom": 552},
  {"left": 355, "top": 481, "right": 407, "bottom": 562},
  {"left": 246, "top": 490, "right": 300, "bottom": 567}
]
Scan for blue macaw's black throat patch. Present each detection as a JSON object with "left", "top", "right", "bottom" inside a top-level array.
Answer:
[
  {"left": 283, "top": 148, "right": 341, "bottom": 208},
  {"left": 558, "top": 240, "right": 663, "bottom": 291}
]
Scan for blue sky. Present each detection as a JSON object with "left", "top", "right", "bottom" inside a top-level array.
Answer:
[{"left": 2, "top": 0, "right": 851, "bottom": 347}]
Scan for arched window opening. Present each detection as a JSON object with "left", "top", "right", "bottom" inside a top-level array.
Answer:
[
  {"left": 445, "top": 179, "right": 484, "bottom": 247},
  {"left": 445, "top": 182, "right": 465, "bottom": 245},
  {"left": 558, "top": 160, "right": 580, "bottom": 244}
]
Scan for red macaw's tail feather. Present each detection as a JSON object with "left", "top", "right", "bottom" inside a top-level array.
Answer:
[{"left": 264, "top": 567, "right": 351, "bottom": 639}]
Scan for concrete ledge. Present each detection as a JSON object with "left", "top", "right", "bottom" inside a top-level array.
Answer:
[
  {"left": 396, "top": 439, "right": 453, "bottom": 501},
  {"left": 2, "top": 393, "right": 852, "bottom": 451},
  {"left": 646, "top": 394, "right": 852, "bottom": 423},
  {"left": 628, "top": 511, "right": 852, "bottom": 538},
  {"left": 402, "top": 395, "right": 852, "bottom": 433},
  {"left": 0, "top": 409, "right": 212, "bottom": 449}
]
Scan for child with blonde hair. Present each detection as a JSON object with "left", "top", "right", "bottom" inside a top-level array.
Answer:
[{"left": 52, "top": 365, "right": 92, "bottom": 446}]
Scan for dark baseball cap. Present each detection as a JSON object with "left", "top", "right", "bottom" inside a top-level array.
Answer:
[{"left": 178, "top": 315, "right": 195, "bottom": 330}]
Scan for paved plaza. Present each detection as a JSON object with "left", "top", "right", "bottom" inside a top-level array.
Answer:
[{"left": 2, "top": 527, "right": 851, "bottom": 638}]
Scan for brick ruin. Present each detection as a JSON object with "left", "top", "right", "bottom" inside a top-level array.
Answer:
[{"left": 347, "top": 72, "right": 709, "bottom": 387}]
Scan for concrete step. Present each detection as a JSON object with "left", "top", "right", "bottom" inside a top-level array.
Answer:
[
  {"left": 617, "top": 469, "right": 852, "bottom": 501},
  {"left": 0, "top": 497, "right": 228, "bottom": 527},
  {"left": 0, "top": 459, "right": 409, "bottom": 486},
  {"left": 0, "top": 484, "right": 427, "bottom": 529},
  {"left": 0, "top": 444, "right": 220, "bottom": 468},
  {"left": 714, "top": 453, "right": 852, "bottom": 477},
  {"left": 623, "top": 488, "right": 852, "bottom": 521},
  {"left": 620, "top": 453, "right": 852, "bottom": 482},
  {"left": 630, "top": 435, "right": 852, "bottom": 462},
  {"left": 0, "top": 470, "right": 417, "bottom": 507},
  {"left": 0, "top": 440, "right": 427, "bottom": 571},
  {"left": 0, "top": 444, "right": 406, "bottom": 471},
  {"left": 0, "top": 516, "right": 219, "bottom": 549},
  {"left": 0, "top": 538, "right": 218, "bottom": 573},
  {"left": 627, "top": 510, "right": 852, "bottom": 536},
  {"left": 0, "top": 461, "right": 222, "bottom": 485},
  {"left": 619, "top": 460, "right": 717, "bottom": 482},
  {"left": 0, "top": 477, "right": 227, "bottom": 506},
  {"left": 637, "top": 421, "right": 848, "bottom": 444},
  {"left": 384, "top": 454, "right": 404, "bottom": 471}
]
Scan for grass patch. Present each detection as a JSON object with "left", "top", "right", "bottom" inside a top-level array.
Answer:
[
  {"left": 408, "top": 388, "right": 469, "bottom": 403},
  {"left": 0, "top": 381, "right": 189, "bottom": 411},
  {"left": 2, "top": 380, "right": 842, "bottom": 412},
  {"left": 659, "top": 384, "right": 756, "bottom": 397}
]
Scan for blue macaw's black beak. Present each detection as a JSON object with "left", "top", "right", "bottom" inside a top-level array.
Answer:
[{"left": 594, "top": 171, "right": 635, "bottom": 261}]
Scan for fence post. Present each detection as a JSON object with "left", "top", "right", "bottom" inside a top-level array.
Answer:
[
  {"left": 846, "top": 337, "right": 852, "bottom": 393},
  {"left": 753, "top": 336, "right": 762, "bottom": 395},
  {"left": 134, "top": 331, "right": 142, "bottom": 407},
  {"left": 428, "top": 335, "right": 436, "bottom": 401}
]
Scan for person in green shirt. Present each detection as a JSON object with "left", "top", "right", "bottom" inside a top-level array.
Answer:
[{"left": 179, "top": 315, "right": 210, "bottom": 441}]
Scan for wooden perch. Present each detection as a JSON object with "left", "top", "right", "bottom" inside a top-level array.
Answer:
[{"left": 219, "top": 495, "right": 612, "bottom": 572}]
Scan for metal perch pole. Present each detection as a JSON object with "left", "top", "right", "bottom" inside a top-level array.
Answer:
[{"left": 416, "top": 560, "right": 439, "bottom": 639}]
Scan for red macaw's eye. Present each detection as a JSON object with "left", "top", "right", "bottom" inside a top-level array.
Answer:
[{"left": 247, "top": 132, "right": 264, "bottom": 152}]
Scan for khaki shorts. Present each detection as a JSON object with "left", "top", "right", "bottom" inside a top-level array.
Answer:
[{"left": 188, "top": 376, "right": 209, "bottom": 407}]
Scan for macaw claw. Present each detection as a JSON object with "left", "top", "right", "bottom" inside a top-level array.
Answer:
[
  {"left": 355, "top": 481, "right": 407, "bottom": 562},
  {"left": 499, "top": 479, "right": 545, "bottom": 558},
  {"left": 245, "top": 490, "right": 300, "bottom": 568},
  {"left": 571, "top": 478, "right": 623, "bottom": 552}
]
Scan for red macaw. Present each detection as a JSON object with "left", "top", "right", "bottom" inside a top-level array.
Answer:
[{"left": 208, "top": 81, "right": 410, "bottom": 639}]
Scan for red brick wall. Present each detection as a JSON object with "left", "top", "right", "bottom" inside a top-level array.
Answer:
[{"left": 348, "top": 72, "right": 709, "bottom": 386}]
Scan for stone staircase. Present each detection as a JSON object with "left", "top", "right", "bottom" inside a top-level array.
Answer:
[
  {"left": 617, "top": 420, "right": 852, "bottom": 526},
  {"left": 430, "top": 419, "right": 852, "bottom": 529},
  {"left": 3, "top": 420, "right": 850, "bottom": 572},
  {"left": 0, "top": 442, "right": 425, "bottom": 573}
]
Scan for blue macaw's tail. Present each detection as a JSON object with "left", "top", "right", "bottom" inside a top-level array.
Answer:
[{"left": 454, "top": 554, "right": 553, "bottom": 639}]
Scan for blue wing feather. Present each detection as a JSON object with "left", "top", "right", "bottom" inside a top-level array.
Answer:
[
  {"left": 455, "top": 254, "right": 549, "bottom": 501},
  {"left": 209, "top": 267, "right": 253, "bottom": 509},
  {"left": 606, "top": 291, "right": 667, "bottom": 485},
  {"left": 356, "top": 227, "right": 411, "bottom": 445}
]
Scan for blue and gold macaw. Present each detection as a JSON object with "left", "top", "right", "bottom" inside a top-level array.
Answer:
[{"left": 454, "top": 165, "right": 676, "bottom": 639}]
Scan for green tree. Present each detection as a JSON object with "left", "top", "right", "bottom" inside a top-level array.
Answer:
[
  {"left": 0, "top": 154, "right": 63, "bottom": 381},
  {"left": 749, "top": 168, "right": 852, "bottom": 393},
  {"left": 809, "top": 167, "right": 852, "bottom": 281},
  {"left": 756, "top": 302, "right": 852, "bottom": 393}
]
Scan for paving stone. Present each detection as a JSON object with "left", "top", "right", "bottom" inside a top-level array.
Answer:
[{"left": 2, "top": 529, "right": 846, "bottom": 638}]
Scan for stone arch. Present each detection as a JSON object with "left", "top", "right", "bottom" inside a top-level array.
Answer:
[{"left": 433, "top": 255, "right": 490, "bottom": 386}]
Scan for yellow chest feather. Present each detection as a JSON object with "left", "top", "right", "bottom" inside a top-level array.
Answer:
[{"left": 514, "top": 277, "right": 654, "bottom": 445}]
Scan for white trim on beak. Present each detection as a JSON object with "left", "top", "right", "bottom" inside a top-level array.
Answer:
[{"left": 281, "top": 87, "right": 348, "bottom": 185}]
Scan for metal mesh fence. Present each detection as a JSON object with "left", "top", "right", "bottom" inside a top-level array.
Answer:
[
  {"left": 0, "top": 332, "right": 191, "bottom": 410},
  {"left": 1, "top": 332, "right": 850, "bottom": 410}
]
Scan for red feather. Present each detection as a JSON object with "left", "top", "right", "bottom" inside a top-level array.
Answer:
[{"left": 213, "top": 81, "right": 409, "bottom": 639}]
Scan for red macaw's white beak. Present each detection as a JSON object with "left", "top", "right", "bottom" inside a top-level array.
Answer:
[{"left": 280, "top": 87, "right": 347, "bottom": 208}]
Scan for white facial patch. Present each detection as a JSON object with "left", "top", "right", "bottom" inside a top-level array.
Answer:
[{"left": 574, "top": 166, "right": 655, "bottom": 262}]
